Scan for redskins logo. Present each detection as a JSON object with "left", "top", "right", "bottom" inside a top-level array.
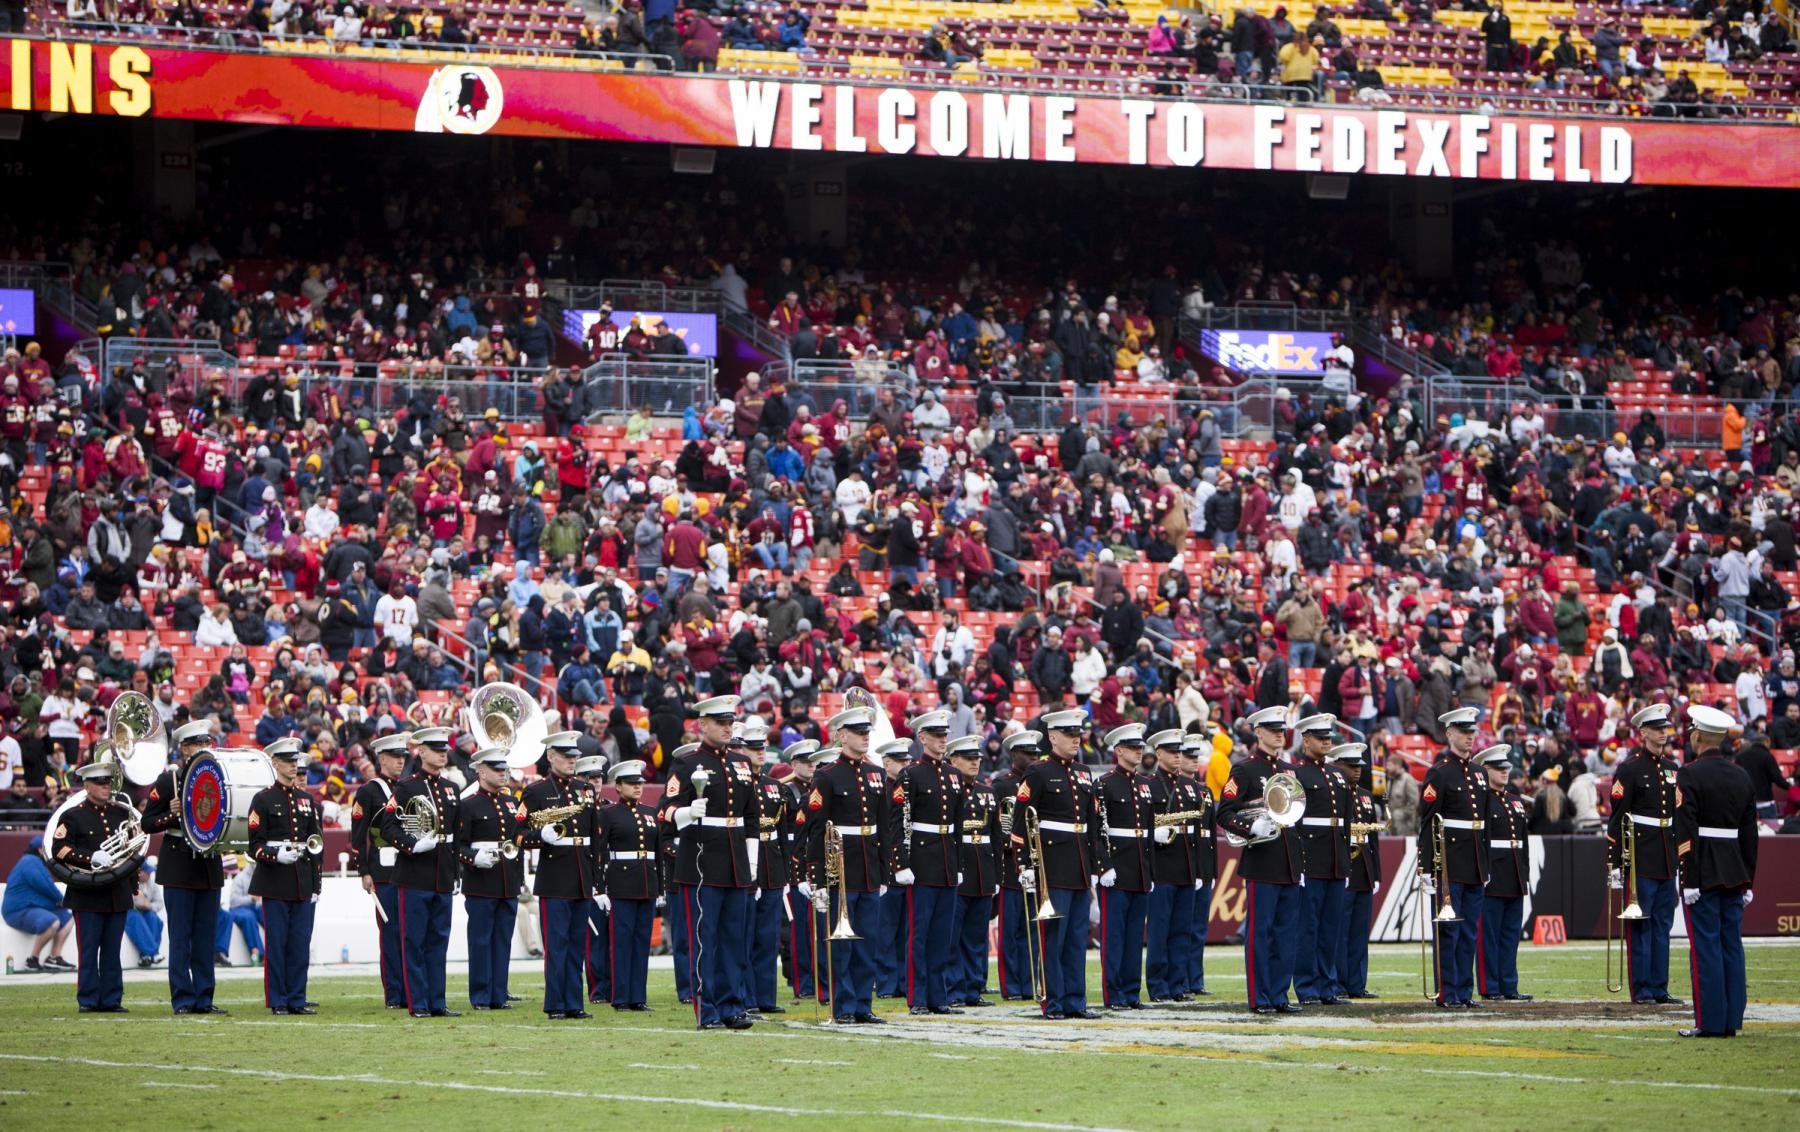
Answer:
[{"left": 414, "top": 66, "right": 505, "bottom": 136}]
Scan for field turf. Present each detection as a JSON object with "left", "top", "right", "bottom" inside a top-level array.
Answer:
[{"left": 2, "top": 940, "right": 1797, "bottom": 1130}]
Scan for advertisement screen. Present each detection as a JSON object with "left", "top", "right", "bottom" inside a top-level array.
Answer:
[
  {"left": 0, "top": 288, "right": 36, "bottom": 337},
  {"left": 1200, "top": 329, "right": 1338, "bottom": 375},
  {"left": 564, "top": 309, "right": 719, "bottom": 359}
]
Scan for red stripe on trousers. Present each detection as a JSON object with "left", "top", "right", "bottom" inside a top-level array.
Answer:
[{"left": 1681, "top": 898, "right": 1704, "bottom": 1031}]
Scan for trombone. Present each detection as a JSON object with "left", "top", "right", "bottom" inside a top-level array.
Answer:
[
  {"left": 1418, "top": 813, "right": 1459, "bottom": 1000},
  {"left": 1605, "top": 820, "right": 1648, "bottom": 994},
  {"left": 822, "top": 822, "right": 859, "bottom": 1023},
  {"left": 1017, "top": 804, "right": 1058, "bottom": 1006}
]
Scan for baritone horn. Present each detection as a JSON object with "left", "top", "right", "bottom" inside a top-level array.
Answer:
[
  {"left": 105, "top": 690, "right": 168, "bottom": 786},
  {"left": 1220, "top": 770, "right": 1306, "bottom": 847},
  {"left": 464, "top": 682, "right": 548, "bottom": 770}
]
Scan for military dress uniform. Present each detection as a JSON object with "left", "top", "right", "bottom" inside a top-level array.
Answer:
[
  {"left": 990, "top": 738, "right": 1042, "bottom": 1001},
  {"left": 52, "top": 784, "right": 139, "bottom": 1012},
  {"left": 1293, "top": 749, "right": 1353, "bottom": 1004},
  {"left": 1418, "top": 718, "right": 1489, "bottom": 1008},
  {"left": 379, "top": 765, "right": 463, "bottom": 1016},
  {"left": 666, "top": 720, "right": 761, "bottom": 1030},
  {"left": 803, "top": 720, "right": 894, "bottom": 1023},
  {"left": 751, "top": 762, "right": 793, "bottom": 1012},
  {"left": 894, "top": 728, "right": 967, "bottom": 1014},
  {"left": 1095, "top": 738, "right": 1156, "bottom": 1009},
  {"left": 1010, "top": 713, "right": 1101, "bottom": 1019},
  {"left": 950, "top": 743, "right": 1001, "bottom": 1006},
  {"left": 522, "top": 768, "right": 600, "bottom": 1017},
  {"left": 874, "top": 749, "right": 912, "bottom": 1001},
  {"left": 1215, "top": 708, "right": 1304, "bottom": 1013},
  {"left": 778, "top": 740, "right": 821, "bottom": 1001},
  {"left": 598, "top": 769, "right": 662, "bottom": 1010},
  {"left": 247, "top": 775, "right": 324, "bottom": 1014},
  {"left": 1674, "top": 705, "right": 1759, "bottom": 1038},
  {"left": 1607, "top": 707, "right": 1683, "bottom": 1004},
  {"left": 658, "top": 742, "right": 701, "bottom": 1005},
  {"left": 1337, "top": 747, "right": 1381, "bottom": 999},
  {"left": 1479, "top": 755, "right": 1531, "bottom": 1000},
  {"left": 349, "top": 762, "right": 406, "bottom": 1007},
  {"left": 1179, "top": 753, "right": 1218, "bottom": 996},
  {"left": 455, "top": 761, "right": 526, "bottom": 1011},
  {"left": 574, "top": 761, "right": 613, "bottom": 1007},
  {"left": 141, "top": 764, "right": 226, "bottom": 1013}
]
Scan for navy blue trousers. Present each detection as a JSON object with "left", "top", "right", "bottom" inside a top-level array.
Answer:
[
  {"left": 827, "top": 889, "right": 880, "bottom": 1019},
  {"left": 750, "top": 887, "right": 785, "bottom": 1009},
  {"left": 787, "top": 888, "right": 818, "bottom": 999},
  {"left": 586, "top": 902, "right": 611, "bottom": 1003},
  {"left": 1627, "top": 876, "right": 1677, "bottom": 1001},
  {"left": 1037, "top": 886, "right": 1091, "bottom": 1016},
  {"left": 906, "top": 884, "right": 959, "bottom": 1010},
  {"left": 1431, "top": 882, "right": 1484, "bottom": 1005},
  {"left": 540, "top": 896, "right": 588, "bottom": 1015},
  {"left": 668, "top": 884, "right": 693, "bottom": 1002},
  {"left": 996, "top": 887, "right": 1036, "bottom": 999},
  {"left": 1186, "top": 881, "right": 1213, "bottom": 993},
  {"left": 74, "top": 910, "right": 125, "bottom": 1010},
  {"left": 164, "top": 886, "right": 220, "bottom": 1011},
  {"left": 1341, "top": 887, "right": 1372, "bottom": 995},
  {"left": 1478, "top": 892, "right": 1523, "bottom": 998},
  {"left": 1099, "top": 885, "right": 1149, "bottom": 1007},
  {"left": 1244, "top": 880, "right": 1301, "bottom": 1009},
  {"left": 876, "top": 886, "right": 907, "bottom": 996},
  {"left": 952, "top": 892, "right": 993, "bottom": 1002},
  {"left": 1294, "top": 877, "right": 1349, "bottom": 1000},
  {"left": 465, "top": 896, "right": 517, "bottom": 1009},
  {"left": 374, "top": 882, "right": 405, "bottom": 1007},
  {"left": 1146, "top": 882, "right": 1195, "bottom": 999},
  {"left": 691, "top": 884, "right": 751, "bottom": 1027},
  {"left": 262, "top": 899, "right": 314, "bottom": 1011},
  {"left": 609, "top": 896, "right": 655, "bottom": 1007},
  {"left": 1683, "top": 889, "right": 1747, "bottom": 1035}
]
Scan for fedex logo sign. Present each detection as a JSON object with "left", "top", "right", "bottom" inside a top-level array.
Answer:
[{"left": 1201, "top": 330, "right": 1335, "bottom": 375}]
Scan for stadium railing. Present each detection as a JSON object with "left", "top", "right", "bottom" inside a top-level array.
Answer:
[
  {"left": 554, "top": 277, "right": 792, "bottom": 366},
  {"left": 578, "top": 353, "right": 717, "bottom": 418},
  {"left": 0, "top": 259, "right": 101, "bottom": 335}
]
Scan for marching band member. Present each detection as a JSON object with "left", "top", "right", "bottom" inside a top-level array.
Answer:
[
  {"left": 598, "top": 759, "right": 661, "bottom": 1012},
  {"left": 1419, "top": 707, "right": 1488, "bottom": 1009},
  {"left": 780, "top": 739, "right": 822, "bottom": 1002},
  {"left": 53, "top": 760, "right": 139, "bottom": 1013},
  {"left": 1331, "top": 743, "right": 1380, "bottom": 1000},
  {"left": 1608, "top": 703, "right": 1684, "bottom": 1005},
  {"left": 248, "top": 738, "right": 322, "bottom": 1016},
  {"left": 1178, "top": 734, "right": 1217, "bottom": 997},
  {"left": 1096, "top": 723, "right": 1154, "bottom": 1011},
  {"left": 895, "top": 709, "right": 966, "bottom": 1017},
  {"left": 874, "top": 739, "right": 914, "bottom": 1001},
  {"left": 1292, "top": 713, "right": 1351, "bottom": 1006},
  {"left": 523, "top": 731, "right": 600, "bottom": 1020},
  {"left": 666, "top": 695, "right": 761, "bottom": 1031},
  {"left": 1013, "top": 709, "right": 1102, "bottom": 1020},
  {"left": 140, "top": 719, "right": 228, "bottom": 1015},
  {"left": 1478, "top": 746, "right": 1532, "bottom": 1002},
  {"left": 1676, "top": 705, "right": 1759, "bottom": 1039},
  {"left": 380, "top": 726, "right": 462, "bottom": 1018},
  {"left": 352, "top": 732, "right": 411, "bottom": 1009},
  {"left": 456, "top": 747, "right": 525, "bottom": 1011},
  {"left": 1217, "top": 705, "right": 1304, "bottom": 1015},
  {"left": 575, "top": 752, "right": 612, "bottom": 1008},
  {"left": 947, "top": 735, "right": 997, "bottom": 1008},
  {"left": 1146, "top": 729, "right": 1196, "bottom": 1003},
  {"left": 993, "top": 731, "right": 1043, "bottom": 1002},
  {"left": 742, "top": 717, "right": 791, "bottom": 1016},
  {"left": 804, "top": 707, "right": 891, "bottom": 1025},
  {"left": 659, "top": 737, "right": 702, "bottom": 1007}
]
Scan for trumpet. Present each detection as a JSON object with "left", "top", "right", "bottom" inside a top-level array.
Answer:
[
  {"left": 304, "top": 834, "right": 325, "bottom": 857},
  {"left": 1606, "top": 819, "right": 1648, "bottom": 994},
  {"left": 528, "top": 803, "right": 587, "bottom": 842},
  {"left": 499, "top": 840, "right": 521, "bottom": 861},
  {"left": 1155, "top": 810, "right": 1206, "bottom": 828}
]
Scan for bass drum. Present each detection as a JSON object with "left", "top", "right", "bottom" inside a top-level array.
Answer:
[{"left": 178, "top": 747, "right": 276, "bottom": 856}]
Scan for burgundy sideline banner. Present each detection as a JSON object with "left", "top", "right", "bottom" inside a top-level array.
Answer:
[{"left": 5, "top": 37, "right": 1798, "bottom": 188}]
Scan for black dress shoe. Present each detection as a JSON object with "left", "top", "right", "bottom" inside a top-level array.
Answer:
[
  {"left": 473, "top": 1005, "right": 493, "bottom": 1011},
  {"left": 698, "top": 1021, "right": 726, "bottom": 1030},
  {"left": 964, "top": 999, "right": 994, "bottom": 1008},
  {"left": 567, "top": 1010, "right": 592, "bottom": 1020},
  {"left": 1192, "top": 989, "right": 1214, "bottom": 997},
  {"left": 215, "top": 953, "right": 234, "bottom": 967},
  {"left": 505, "top": 994, "right": 522, "bottom": 1002},
  {"left": 291, "top": 1006, "right": 318, "bottom": 1016},
  {"left": 1148, "top": 995, "right": 1178, "bottom": 1003},
  {"left": 1171, "top": 993, "right": 1192, "bottom": 1003},
  {"left": 929, "top": 1006, "right": 964, "bottom": 1015},
  {"left": 910, "top": 1006, "right": 932, "bottom": 1016},
  {"left": 725, "top": 1015, "right": 755, "bottom": 1030},
  {"left": 304, "top": 1001, "right": 318, "bottom": 1009},
  {"left": 832, "top": 1016, "right": 858, "bottom": 1025},
  {"left": 1319, "top": 997, "right": 1344, "bottom": 1006},
  {"left": 386, "top": 1003, "right": 407, "bottom": 1010},
  {"left": 197, "top": 1005, "right": 229, "bottom": 1015},
  {"left": 1480, "top": 993, "right": 1504, "bottom": 1001},
  {"left": 409, "top": 1010, "right": 432, "bottom": 1019},
  {"left": 1654, "top": 995, "right": 1685, "bottom": 1006},
  {"left": 1502, "top": 993, "right": 1534, "bottom": 1002},
  {"left": 1072, "top": 1009, "right": 1103, "bottom": 1020},
  {"left": 1678, "top": 1028, "right": 1730, "bottom": 1038},
  {"left": 1436, "top": 999, "right": 1456, "bottom": 1009},
  {"left": 853, "top": 1012, "right": 886, "bottom": 1024},
  {"left": 629, "top": 1004, "right": 653, "bottom": 1012},
  {"left": 546, "top": 1012, "right": 569, "bottom": 1020},
  {"left": 1461, "top": 1000, "right": 1483, "bottom": 1010},
  {"left": 1127, "top": 1001, "right": 1147, "bottom": 1010},
  {"left": 173, "top": 1007, "right": 194, "bottom": 1015},
  {"left": 273, "top": 1008, "right": 293, "bottom": 1016},
  {"left": 1346, "top": 992, "right": 1379, "bottom": 999},
  {"left": 490, "top": 1002, "right": 513, "bottom": 1010},
  {"left": 431, "top": 1009, "right": 462, "bottom": 1018},
  {"left": 1106, "top": 1003, "right": 1129, "bottom": 1011},
  {"left": 1298, "top": 997, "right": 1322, "bottom": 1006},
  {"left": 1251, "top": 1006, "right": 1277, "bottom": 1015},
  {"left": 1042, "top": 1011, "right": 1067, "bottom": 1020},
  {"left": 758, "top": 1005, "right": 787, "bottom": 1015},
  {"left": 1274, "top": 1003, "right": 1303, "bottom": 1015}
]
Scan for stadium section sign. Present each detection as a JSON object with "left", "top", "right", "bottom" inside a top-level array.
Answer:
[{"left": 5, "top": 38, "right": 1796, "bottom": 188}]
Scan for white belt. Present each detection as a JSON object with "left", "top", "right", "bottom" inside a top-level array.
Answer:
[
  {"left": 1037, "top": 820, "right": 1086, "bottom": 834},
  {"left": 1300, "top": 817, "right": 1340, "bottom": 828},
  {"left": 1108, "top": 829, "right": 1150, "bottom": 838},
  {"left": 1698, "top": 826, "right": 1740, "bottom": 840},
  {"left": 910, "top": 823, "right": 953, "bottom": 834},
  {"left": 610, "top": 851, "right": 654, "bottom": 860},
  {"left": 966, "top": 834, "right": 991, "bottom": 845},
  {"left": 699, "top": 817, "right": 744, "bottom": 828},
  {"left": 1440, "top": 819, "right": 1484, "bottom": 830},
  {"left": 836, "top": 825, "right": 877, "bottom": 836},
  {"left": 1490, "top": 839, "right": 1524, "bottom": 850},
  {"left": 1629, "top": 814, "right": 1673, "bottom": 828}
]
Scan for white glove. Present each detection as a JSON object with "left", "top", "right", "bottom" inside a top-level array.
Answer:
[
  {"left": 1099, "top": 868, "right": 1117, "bottom": 888},
  {"left": 595, "top": 894, "right": 612, "bottom": 914},
  {"left": 1373, "top": 881, "right": 1382, "bottom": 895},
  {"left": 473, "top": 848, "right": 497, "bottom": 869},
  {"left": 1683, "top": 887, "right": 1701, "bottom": 906},
  {"left": 689, "top": 798, "right": 709, "bottom": 820},
  {"left": 747, "top": 841, "right": 760, "bottom": 883},
  {"left": 1193, "top": 879, "right": 1204, "bottom": 892},
  {"left": 957, "top": 872, "right": 965, "bottom": 887},
  {"left": 1019, "top": 868, "right": 1037, "bottom": 890},
  {"left": 539, "top": 827, "right": 568, "bottom": 847},
  {"left": 894, "top": 868, "right": 915, "bottom": 886},
  {"left": 1419, "top": 873, "right": 1437, "bottom": 895},
  {"left": 1298, "top": 874, "right": 1306, "bottom": 888},
  {"left": 1154, "top": 826, "right": 1175, "bottom": 845},
  {"left": 1743, "top": 889, "right": 1754, "bottom": 906},
  {"left": 276, "top": 845, "right": 303, "bottom": 865},
  {"left": 812, "top": 888, "right": 830, "bottom": 913},
  {"left": 797, "top": 882, "right": 813, "bottom": 899},
  {"left": 673, "top": 807, "right": 695, "bottom": 832},
  {"left": 879, "top": 885, "right": 889, "bottom": 897},
  {"left": 1250, "top": 816, "right": 1279, "bottom": 839},
  {"left": 1608, "top": 868, "right": 1623, "bottom": 891},
  {"left": 89, "top": 848, "right": 115, "bottom": 870}
]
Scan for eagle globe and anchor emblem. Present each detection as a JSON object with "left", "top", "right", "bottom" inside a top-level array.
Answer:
[{"left": 414, "top": 65, "right": 506, "bottom": 135}]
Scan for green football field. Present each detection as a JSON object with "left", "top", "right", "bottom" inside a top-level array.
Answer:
[{"left": 3, "top": 940, "right": 1797, "bottom": 1130}]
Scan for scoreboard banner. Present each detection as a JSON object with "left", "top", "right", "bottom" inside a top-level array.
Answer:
[{"left": 5, "top": 37, "right": 1798, "bottom": 187}]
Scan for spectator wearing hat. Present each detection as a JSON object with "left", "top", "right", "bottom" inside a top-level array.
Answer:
[
  {"left": 2, "top": 835, "right": 75, "bottom": 971},
  {"left": 125, "top": 860, "right": 164, "bottom": 968}
]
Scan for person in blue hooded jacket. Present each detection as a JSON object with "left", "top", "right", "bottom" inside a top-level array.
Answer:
[
  {"left": 3, "top": 836, "right": 76, "bottom": 971},
  {"left": 446, "top": 295, "right": 478, "bottom": 338}
]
